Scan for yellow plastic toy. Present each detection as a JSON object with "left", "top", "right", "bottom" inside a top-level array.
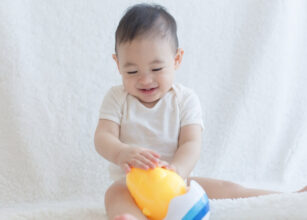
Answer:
[{"left": 126, "top": 167, "right": 187, "bottom": 220}]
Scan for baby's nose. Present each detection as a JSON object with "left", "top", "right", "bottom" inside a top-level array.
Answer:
[{"left": 138, "top": 73, "right": 153, "bottom": 85}]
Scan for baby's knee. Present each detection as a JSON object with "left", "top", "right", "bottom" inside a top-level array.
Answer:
[{"left": 105, "top": 179, "right": 127, "bottom": 203}]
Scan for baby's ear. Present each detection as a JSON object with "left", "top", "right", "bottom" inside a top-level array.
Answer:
[
  {"left": 112, "top": 54, "right": 120, "bottom": 71},
  {"left": 174, "top": 48, "right": 184, "bottom": 70}
]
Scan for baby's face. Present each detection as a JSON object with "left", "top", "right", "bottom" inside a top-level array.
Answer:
[{"left": 113, "top": 37, "right": 183, "bottom": 108}]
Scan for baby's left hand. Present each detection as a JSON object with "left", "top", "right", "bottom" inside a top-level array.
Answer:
[{"left": 158, "top": 160, "right": 176, "bottom": 172}]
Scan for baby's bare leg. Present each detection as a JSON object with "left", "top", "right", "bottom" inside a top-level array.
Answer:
[
  {"left": 105, "top": 178, "right": 147, "bottom": 220},
  {"left": 298, "top": 185, "right": 307, "bottom": 192},
  {"left": 188, "top": 177, "right": 279, "bottom": 199}
]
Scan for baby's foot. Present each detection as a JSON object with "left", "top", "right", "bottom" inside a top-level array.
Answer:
[
  {"left": 297, "top": 185, "right": 307, "bottom": 193},
  {"left": 114, "top": 214, "right": 138, "bottom": 220}
]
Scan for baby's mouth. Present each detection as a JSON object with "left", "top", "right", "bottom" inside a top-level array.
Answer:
[{"left": 139, "top": 87, "right": 157, "bottom": 94}]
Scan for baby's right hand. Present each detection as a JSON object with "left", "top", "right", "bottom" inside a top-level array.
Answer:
[{"left": 116, "top": 146, "right": 160, "bottom": 173}]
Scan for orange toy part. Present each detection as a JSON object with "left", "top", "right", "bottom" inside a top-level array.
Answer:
[{"left": 126, "top": 167, "right": 187, "bottom": 220}]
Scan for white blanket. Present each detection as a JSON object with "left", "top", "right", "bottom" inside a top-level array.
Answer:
[
  {"left": 1, "top": 0, "right": 307, "bottom": 219},
  {"left": 1, "top": 192, "right": 307, "bottom": 220}
]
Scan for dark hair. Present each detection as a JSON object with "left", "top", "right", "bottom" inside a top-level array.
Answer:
[{"left": 115, "top": 3, "right": 178, "bottom": 54}]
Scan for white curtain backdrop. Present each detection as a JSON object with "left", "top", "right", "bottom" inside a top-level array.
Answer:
[{"left": 1, "top": 0, "right": 306, "bottom": 209}]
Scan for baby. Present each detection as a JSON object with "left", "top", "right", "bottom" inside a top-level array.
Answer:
[{"left": 94, "top": 3, "right": 307, "bottom": 220}]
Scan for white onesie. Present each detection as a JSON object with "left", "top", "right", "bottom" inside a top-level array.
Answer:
[{"left": 99, "top": 83, "right": 204, "bottom": 181}]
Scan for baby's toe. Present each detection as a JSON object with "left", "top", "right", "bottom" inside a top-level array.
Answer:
[{"left": 114, "top": 214, "right": 138, "bottom": 220}]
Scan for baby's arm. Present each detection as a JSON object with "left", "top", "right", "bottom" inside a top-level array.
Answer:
[
  {"left": 171, "top": 124, "right": 202, "bottom": 179},
  {"left": 94, "top": 119, "right": 160, "bottom": 173}
]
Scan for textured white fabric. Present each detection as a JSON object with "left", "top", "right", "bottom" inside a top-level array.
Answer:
[
  {"left": 0, "top": 0, "right": 307, "bottom": 219},
  {"left": 1, "top": 192, "right": 307, "bottom": 220},
  {"left": 99, "top": 83, "right": 203, "bottom": 180}
]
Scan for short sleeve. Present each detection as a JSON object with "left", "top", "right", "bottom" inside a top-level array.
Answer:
[
  {"left": 178, "top": 87, "right": 204, "bottom": 130},
  {"left": 99, "top": 85, "right": 126, "bottom": 124}
]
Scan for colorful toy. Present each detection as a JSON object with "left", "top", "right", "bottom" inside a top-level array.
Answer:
[
  {"left": 164, "top": 180, "right": 210, "bottom": 220},
  {"left": 126, "top": 167, "right": 210, "bottom": 220}
]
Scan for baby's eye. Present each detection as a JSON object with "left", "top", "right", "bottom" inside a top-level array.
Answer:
[
  {"left": 127, "top": 71, "right": 138, "bottom": 74},
  {"left": 152, "top": 68, "right": 163, "bottom": 72}
]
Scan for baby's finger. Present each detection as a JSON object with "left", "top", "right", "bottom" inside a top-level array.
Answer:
[
  {"left": 167, "top": 164, "right": 176, "bottom": 172},
  {"left": 121, "top": 163, "right": 131, "bottom": 174},
  {"left": 146, "top": 150, "right": 160, "bottom": 158},
  {"left": 158, "top": 160, "right": 168, "bottom": 167},
  {"left": 130, "top": 159, "right": 150, "bottom": 170},
  {"left": 140, "top": 151, "right": 159, "bottom": 164},
  {"left": 137, "top": 156, "right": 157, "bottom": 168},
  {"left": 159, "top": 161, "right": 176, "bottom": 171}
]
